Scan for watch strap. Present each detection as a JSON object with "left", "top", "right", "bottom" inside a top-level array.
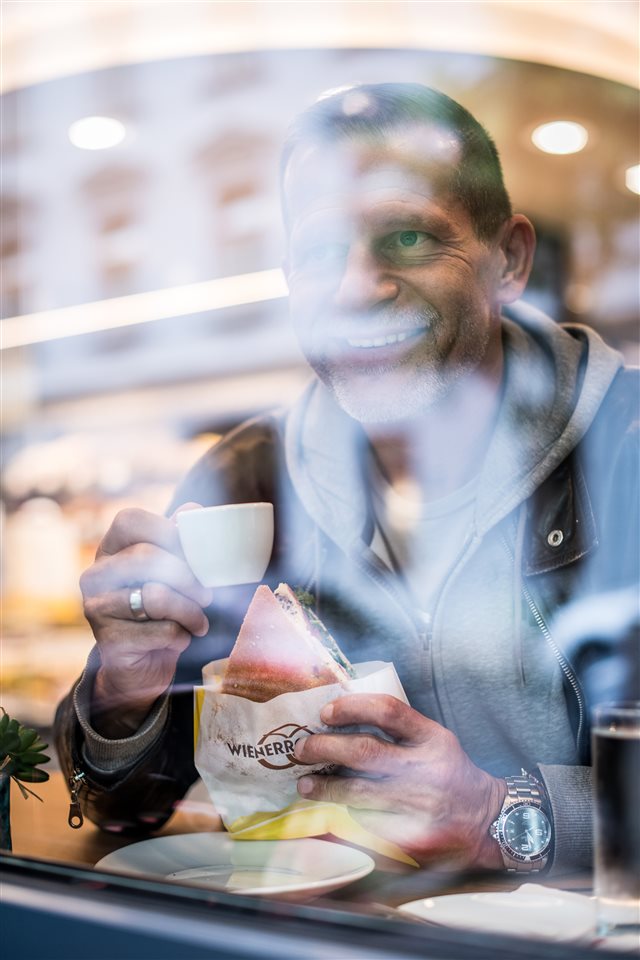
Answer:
[{"left": 504, "top": 772, "right": 545, "bottom": 807}]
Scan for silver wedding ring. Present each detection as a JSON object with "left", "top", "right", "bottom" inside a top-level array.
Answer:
[{"left": 129, "top": 586, "right": 150, "bottom": 621}]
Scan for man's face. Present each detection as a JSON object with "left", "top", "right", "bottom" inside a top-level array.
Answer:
[{"left": 283, "top": 130, "right": 508, "bottom": 424}]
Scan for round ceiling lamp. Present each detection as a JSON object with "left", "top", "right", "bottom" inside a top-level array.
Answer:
[
  {"left": 68, "top": 116, "right": 127, "bottom": 150},
  {"left": 531, "top": 120, "right": 589, "bottom": 155}
]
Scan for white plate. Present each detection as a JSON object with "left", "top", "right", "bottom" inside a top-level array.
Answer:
[
  {"left": 398, "top": 884, "right": 598, "bottom": 943},
  {"left": 95, "top": 835, "right": 374, "bottom": 899}
]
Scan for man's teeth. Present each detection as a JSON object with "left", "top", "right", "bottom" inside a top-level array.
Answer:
[{"left": 345, "top": 331, "right": 416, "bottom": 349}]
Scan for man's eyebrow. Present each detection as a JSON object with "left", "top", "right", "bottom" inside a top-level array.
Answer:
[{"left": 361, "top": 204, "right": 453, "bottom": 235}]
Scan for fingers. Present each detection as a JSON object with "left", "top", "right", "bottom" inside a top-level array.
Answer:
[
  {"left": 81, "top": 544, "right": 212, "bottom": 609},
  {"left": 84, "top": 582, "right": 210, "bottom": 637},
  {"left": 98, "top": 508, "right": 184, "bottom": 558},
  {"left": 321, "top": 694, "right": 435, "bottom": 745},
  {"left": 294, "top": 731, "right": 398, "bottom": 775},
  {"left": 293, "top": 694, "right": 437, "bottom": 774},
  {"left": 99, "top": 621, "right": 194, "bottom": 666}
]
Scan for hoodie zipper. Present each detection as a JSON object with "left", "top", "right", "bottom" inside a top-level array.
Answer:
[
  {"left": 68, "top": 768, "right": 86, "bottom": 829},
  {"left": 359, "top": 527, "right": 586, "bottom": 757},
  {"left": 350, "top": 545, "right": 438, "bottom": 692},
  {"left": 520, "top": 578, "right": 586, "bottom": 754},
  {"left": 501, "top": 535, "right": 587, "bottom": 757}
]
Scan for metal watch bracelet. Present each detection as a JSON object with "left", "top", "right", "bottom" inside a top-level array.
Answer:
[{"left": 491, "top": 770, "right": 553, "bottom": 873}]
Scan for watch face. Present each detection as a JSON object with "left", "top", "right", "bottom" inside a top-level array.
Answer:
[{"left": 500, "top": 803, "right": 551, "bottom": 862}]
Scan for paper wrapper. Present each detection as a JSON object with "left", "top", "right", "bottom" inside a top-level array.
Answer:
[{"left": 194, "top": 660, "right": 418, "bottom": 866}]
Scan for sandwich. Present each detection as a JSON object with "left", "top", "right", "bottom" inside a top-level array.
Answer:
[{"left": 221, "top": 583, "right": 355, "bottom": 702}]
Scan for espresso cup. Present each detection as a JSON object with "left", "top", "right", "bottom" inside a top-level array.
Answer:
[{"left": 176, "top": 503, "right": 274, "bottom": 588}]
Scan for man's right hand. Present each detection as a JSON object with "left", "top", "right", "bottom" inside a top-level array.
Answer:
[{"left": 79, "top": 504, "right": 213, "bottom": 738}]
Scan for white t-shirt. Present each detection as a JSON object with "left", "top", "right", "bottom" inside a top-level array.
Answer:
[{"left": 370, "top": 465, "right": 478, "bottom": 616}]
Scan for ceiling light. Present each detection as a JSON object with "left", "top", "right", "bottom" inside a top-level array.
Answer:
[
  {"left": 531, "top": 121, "right": 588, "bottom": 155},
  {"left": 68, "top": 116, "right": 126, "bottom": 150},
  {"left": 625, "top": 164, "right": 640, "bottom": 195}
]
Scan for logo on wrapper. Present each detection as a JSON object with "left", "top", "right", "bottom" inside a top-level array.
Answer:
[{"left": 225, "top": 722, "right": 314, "bottom": 770}]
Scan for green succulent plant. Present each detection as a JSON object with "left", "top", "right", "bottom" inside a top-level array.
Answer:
[{"left": 0, "top": 708, "right": 50, "bottom": 801}]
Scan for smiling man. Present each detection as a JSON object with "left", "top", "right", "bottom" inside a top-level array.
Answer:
[
  {"left": 282, "top": 95, "right": 521, "bottom": 427},
  {"left": 55, "top": 84, "right": 638, "bottom": 875}
]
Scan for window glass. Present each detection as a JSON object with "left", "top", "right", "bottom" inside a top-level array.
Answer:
[{"left": 2, "top": 9, "right": 638, "bottom": 953}]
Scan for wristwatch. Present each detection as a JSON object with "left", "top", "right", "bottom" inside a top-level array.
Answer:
[{"left": 490, "top": 770, "right": 552, "bottom": 872}]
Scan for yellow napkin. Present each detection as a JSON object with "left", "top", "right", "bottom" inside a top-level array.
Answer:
[{"left": 228, "top": 800, "right": 418, "bottom": 866}]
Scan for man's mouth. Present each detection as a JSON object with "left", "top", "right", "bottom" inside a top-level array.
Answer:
[
  {"left": 307, "top": 309, "right": 439, "bottom": 371},
  {"left": 344, "top": 329, "right": 418, "bottom": 349},
  {"left": 331, "top": 325, "right": 429, "bottom": 363}
]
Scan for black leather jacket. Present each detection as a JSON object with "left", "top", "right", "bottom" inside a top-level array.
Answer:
[{"left": 55, "top": 367, "right": 639, "bottom": 836}]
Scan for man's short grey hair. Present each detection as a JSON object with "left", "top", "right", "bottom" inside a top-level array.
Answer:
[{"left": 281, "top": 82, "right": 513, "bottom": 241}]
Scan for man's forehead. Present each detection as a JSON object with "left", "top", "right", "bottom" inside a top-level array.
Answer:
[{"left": 283, "top": 124, "right": 463, "bottom": 221}]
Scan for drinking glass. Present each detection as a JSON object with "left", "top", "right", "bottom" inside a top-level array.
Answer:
[{"left": 592, "top": 701, "right": 640, "bottom": 939}]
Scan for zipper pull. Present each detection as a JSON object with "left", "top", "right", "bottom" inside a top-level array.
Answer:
[{"left": 68, "top": 769, "right": 86, "bottom": 829}]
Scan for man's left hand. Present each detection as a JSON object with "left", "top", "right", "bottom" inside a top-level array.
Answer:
[{"left": 295, "top": 693, "right": 506, "bottom": 869}]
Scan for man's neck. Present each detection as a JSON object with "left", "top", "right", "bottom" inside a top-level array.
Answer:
[{"left": 366, "top": 353, "right": 504, "bottom": 502}]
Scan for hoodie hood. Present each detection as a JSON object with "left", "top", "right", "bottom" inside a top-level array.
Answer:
[
  {"left": 475, "top": 301, "right": 623, "bottom": 534},
  {"left": 285, "top": 302, "right": 624, "bottom": 549}
]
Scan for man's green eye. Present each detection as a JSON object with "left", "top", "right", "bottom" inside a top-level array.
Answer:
[
  {"left": 399, "top": 231, "right": 419, "bottom": 247},
  {"left": 382, "top": 230, "right": 433, "bottom": 257}
]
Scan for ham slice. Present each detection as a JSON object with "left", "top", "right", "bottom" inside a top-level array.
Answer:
[{"left": 221, "top": 583, "right": 351, "bottom": 702}]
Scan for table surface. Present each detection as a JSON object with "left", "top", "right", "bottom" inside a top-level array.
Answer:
[
  {"left": 9, "top": 770, "right": 224, "bottom": 868},
  {"left": 8, "top": 770, "right": 596, "bottom": 911},
  {"left": 11, "top": 771, "right": 640, "bottom": 960},
  {"left": 14, "top": 770, "right": 637, "bottom": 960}
]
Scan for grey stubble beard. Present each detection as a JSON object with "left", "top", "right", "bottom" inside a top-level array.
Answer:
[{"left": 313, "top": 305, "right": 490, "bottom": 425}]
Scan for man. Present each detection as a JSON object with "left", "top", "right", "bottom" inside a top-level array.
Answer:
[{"left": 55, "top": 84, "right": 638, "bottom": 874}]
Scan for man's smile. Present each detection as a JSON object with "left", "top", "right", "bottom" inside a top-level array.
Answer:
[{"left": 344, "top": 328, "right": 424, "bottom": 349}]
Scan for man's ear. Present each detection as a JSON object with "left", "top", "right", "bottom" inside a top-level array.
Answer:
[{"left": 496, "top": 215, "right": 536, "bottom": 305}]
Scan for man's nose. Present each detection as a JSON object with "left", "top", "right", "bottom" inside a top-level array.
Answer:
[{"left": 333, "top": 243, "right": 399, "bottom": 312}]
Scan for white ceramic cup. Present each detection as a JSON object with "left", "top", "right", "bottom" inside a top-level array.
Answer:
[{"left": 176, "top": 502, "right": 274, "bottom": 588}]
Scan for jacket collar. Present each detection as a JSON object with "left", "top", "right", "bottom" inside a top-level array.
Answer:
[{"left": 524, "top": 454, "right": 598, "bottom": 576}]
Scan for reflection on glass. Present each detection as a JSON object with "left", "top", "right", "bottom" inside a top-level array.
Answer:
[{"left": 1, "top": 38, "right": 638, "bottom": 959}]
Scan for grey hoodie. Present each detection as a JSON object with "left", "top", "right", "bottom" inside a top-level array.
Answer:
[
  {"left": 282, "top": 300, "right": 623, "bottom": 870},
  {"left": 72, "top": 301, "right": 628, "bottom": 872}
]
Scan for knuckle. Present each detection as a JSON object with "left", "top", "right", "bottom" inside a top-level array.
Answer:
[
  {"left": 143, "top": 581, "right": 170, "bottom": 609},
  {"left": 356, "top": 735, "right": 383, "bottom": 766},
  {"left": 112, "top": 507, "right": 138, "bottom": 535},
  {"left": 82, "top": 594, "right": 103, "bottom": 623},
  {"left": 166, "top": 620, "right": 186, "bottom": 642},
  {"left": 168, "top": 630, "right": 191, "bottom": 654},
  {"left": 79, "top": 567, "right": 95, "bottom": 599},
  {"left": 133, "top": 541, "right": 155, "bottom": 563},
  {"left": 320, "top": 778, "right": 341, "bottom": 802},
  {"left": 440, "top": 726, "right": 459, "bottom": 750},
  {"left": 379, "top": 694, "right": 402, "bottom": 726},
  {"left": 344, "top": 777, "right": 369, "bottom": 805}
]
